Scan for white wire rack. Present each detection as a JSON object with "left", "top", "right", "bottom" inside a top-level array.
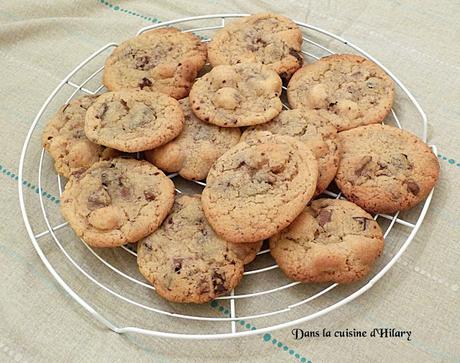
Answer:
[{"left": 18, "top": 14, "right": 436, "bottom": 340}]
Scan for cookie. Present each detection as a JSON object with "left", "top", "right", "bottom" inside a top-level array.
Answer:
[
  {"left": 208, "top": 13, "right": 303, "bottom": 80},
  {"left": 137, "top": 194, "right": 247, "bottom": 303},
  {"left": 242, "top": 109, "right": 339, "bottom": 195},
  {"left": 287, "top": 54, "right": 395, "bottom": 131},
  {"left": 202, "top": 132, "right": 318, "bottom": 243},
  {"left": 145, "top": 98, "right": 241, "bottom": 181},
  {"left": 42, "top": 95, "right": 119, "bottom": 178},
  {"left": 61, "top": 158, "right": 174, "bottom": 248},
  {"left": 270, "top": 198, "right": 384, "bottom": 284},
  {"left": 189, "top": 63, "right": 282, "bottom": 127},
  {"left": 84, "top": 90, "right": 184, "bottom": 153},
  {"left": 335, "top": 124, "right": 440, "bottom": 214},
  {"left": 103, "top": 28, "right": 207, "bottom": 99}
]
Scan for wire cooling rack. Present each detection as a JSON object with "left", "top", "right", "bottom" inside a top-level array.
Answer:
[{"left": 18, "top": 14, "right": 436, "bottom": 339}]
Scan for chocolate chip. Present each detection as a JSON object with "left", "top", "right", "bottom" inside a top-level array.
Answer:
[
  {"left": 88, "top": 188, "right": 110, "bottom": 209},
  {"left": 144, "top": 189, "right": 156, "bottom": 201},
  {"left": 317, "top": 209, "right": 332, "bottom": 227},
  {"left": 355, "top": 156, "right": 373, "bottom": 176},
  {"left": 138, "top": 77, "right": 152, "bottom": 90},
  {"left": 212, "top": 271, "right": 227, "bottom": 294},
  {"left": 405, "top": 180, "right": 420, "bottom": 195},
  {"left": 173, "top": 258, "right": 182, "bottom": 273},
  {"left": 352, "top": 216, "right": 371, "bottom": 230}
]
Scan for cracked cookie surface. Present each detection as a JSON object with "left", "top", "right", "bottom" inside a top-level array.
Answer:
[
  {"left": 103, "top": 28, "right": 207, "bottom": 99},
  {"left": 208, "top": 13, "right": 303, "bottom": 80},
  {"left": 61, "top": 158, "right": 174, "bottom": 247},
  {"left": 42, "top": 95, "right": 119, "bottom": 178},
  {"left": 202, "top": 133, "right": 318, "bottom": 243},
  {"left": 287, "top": 54, "right": 395, "bottom": 131},
  {"left": 137, "top": 194, "right": 261, "bottom": 303},
  {"left": 145, "top": 98, "right": 241, "bottom": 181},
  {"left": 189, "top": 63, "right": 282, "bottom": 127},
  {"left": 335, "top": 124, "right": 440, "bottom": 213},
  {"left": 242, "top": 109, "right": 339, "bottom": 195},
  {"left": 84, "top": 90, "right": 184, "bottom": 153},
  {"left": 270, "top": 198, "right": 384, "bottom": 284}
]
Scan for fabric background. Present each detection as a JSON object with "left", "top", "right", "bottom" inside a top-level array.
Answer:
[{"left": 1, "top": 1, "right": 459, "bottom": 362}]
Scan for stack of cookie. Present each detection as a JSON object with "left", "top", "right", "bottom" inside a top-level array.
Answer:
[{"left": 42, "top": 13, "right": 440, "bottom": 304}]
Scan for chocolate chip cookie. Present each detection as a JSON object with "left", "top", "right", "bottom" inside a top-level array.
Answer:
[
  {"left": 61, "top": 158, "right": 174, "bottom": 247},
  {"left": 189, "top": 63, "right": 282, "bottom": 127},
  {"left": 335, "top": 124, "right": 440, "bottom": 213},
  {"left": 202, "top": 132, "right": 318, "bottom": 243},
  {"left": 103, "top": 28, "right": 207, "bottom": 99},
  {"left": 270, "top": 198, "right": 384, "bottom": 284},
  {"left": 84, "top": 90, "right": 184, "bottom": 153},
  {"left": 208, "top": 13, "right": 303, "bottom": 80},
  {"left": 145, "top": 98, "right": 241, "bottom": 181},
  {"left": 42, "top": 95, "right": 119, "bottom": 178},
  {"left": 287, "top": 54, "right": 395, "bottom": 131},
  {"left": 242, "top": 109, "right": 339, "bottom": 195},
  {"left": 137, "top": 194, "right": 251, "bottom": 303}
]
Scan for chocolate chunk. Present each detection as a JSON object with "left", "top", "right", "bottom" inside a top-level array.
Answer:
[
  {"left": 212, "top": 271, "right": 227, "bottom": 294},
  {"left": 317, "top": 209, "right": 332, "bottom": 227},
  {"left": 355, "top": 155, "right": 373, "bottom": 176},
  {"left": 352, "top": 216, "right": 371, "bottom": 230},
  {"left": 289, "top": 48, "right": 304, "bottom": 65},
  {"left": 173, "top": 258, "right": 182, "bottom": 273},
  {"left": 143, "top": 240, "right": 152, "bottom": 251},
  {"left": 405, "top": 180, "right": 420, "bottom": 195},
  {"left": 144, "top": 189, "right": 156, "bottom": 201},
  {"left": 138, "top": 77, "right": 152, "bottom": 90},
  {"left": 88, "top": 188, "right": 110, "bottom": 209}
]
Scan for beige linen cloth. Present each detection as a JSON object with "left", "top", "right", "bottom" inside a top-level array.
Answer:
[{"left": 1, "top": 1, "right": 459, "bottom": 362}]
